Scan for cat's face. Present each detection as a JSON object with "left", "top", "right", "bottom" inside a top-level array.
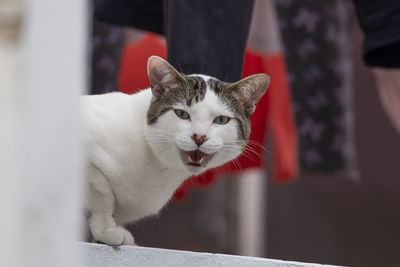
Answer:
[{"left": 145, "top": 56, "right": 269, "bottom": 175}]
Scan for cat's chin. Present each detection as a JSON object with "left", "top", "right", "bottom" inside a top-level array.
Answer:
[{"left": 179, "top": 149, "right": 215, "bottom": 173}]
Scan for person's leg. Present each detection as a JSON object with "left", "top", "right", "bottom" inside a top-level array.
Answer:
[
  {"left": 372, "top": 68, "right": 400, "bottom": 135},
  {"left": 164, "top": 0, "right": 255, "bottom": 82},
  {"left": 352, "top": 0, "right": 400, "bottom": 135}
]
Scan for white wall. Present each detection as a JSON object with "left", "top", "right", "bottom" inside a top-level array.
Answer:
[
  {"left": 0, "top": 0, "right": 88, "bottom": 266},
  {"left": 0, "top": 2, "right": 22, "bottom": 266}
]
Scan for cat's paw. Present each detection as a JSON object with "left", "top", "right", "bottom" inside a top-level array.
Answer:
[{"left": 98, "top": 226, "right": 135, "bottom": 246}]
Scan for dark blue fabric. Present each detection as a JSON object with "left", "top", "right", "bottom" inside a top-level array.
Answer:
[
  {"left": 353, "top": 0, "right": 400, "bottom": 68},
  {"left": 95, "top": 0, "right": 164, "bottom": 34},
  {"left": 94, "top": 0, "right": 254, "bottom": 82},
  {"left": 164, "top": 0, "right": 254, "bottom": 82}
]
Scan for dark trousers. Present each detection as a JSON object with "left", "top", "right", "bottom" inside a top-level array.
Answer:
[{"left": 95, "top": 0, "right": 254, "bottom": 82}]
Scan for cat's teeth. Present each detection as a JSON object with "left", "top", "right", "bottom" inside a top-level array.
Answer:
[{"left": 199, "top": 157, "right": 204, "bottom": 164}]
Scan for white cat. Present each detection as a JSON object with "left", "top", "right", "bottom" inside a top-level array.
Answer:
[{"left": 83, "top": 56, "right": 269, "bottom": 245}]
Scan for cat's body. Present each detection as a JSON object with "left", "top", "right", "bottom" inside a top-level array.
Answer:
[
  {"left": 84, "top": 90, "right": 184, "bottom": 224},
  {"left": 84, "top": 56, "right": 269, "bottom": 246}
]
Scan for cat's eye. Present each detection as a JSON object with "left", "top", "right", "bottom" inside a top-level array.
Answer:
[
  {"left": 174, "top": 109, "right": 190, "bottom": 120},
  {"left": 214, "top": 115, "right": 230, "bottom": 125}
]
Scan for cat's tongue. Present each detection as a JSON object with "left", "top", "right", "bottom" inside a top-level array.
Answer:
[
  {"left": 188, "top": 150, "right": 205, "bottom": 164},
  {"left": 180, "top": 149, "right": 214, "bottom": 169}
]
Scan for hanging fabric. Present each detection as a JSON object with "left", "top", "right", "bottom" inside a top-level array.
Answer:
[{"left": 274, "top": 0, "right": 359, "bottom": 178}]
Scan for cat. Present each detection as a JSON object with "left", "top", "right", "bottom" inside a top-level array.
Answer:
[{"left": 83, "top": 56, "right": 269, "bottom": 245}]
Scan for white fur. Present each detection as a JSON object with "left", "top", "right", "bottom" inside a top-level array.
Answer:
[{"left": 83, "top": 81, "right": 243, "bottom": 246}]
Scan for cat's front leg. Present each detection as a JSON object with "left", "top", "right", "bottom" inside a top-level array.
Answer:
[
  {"left": 89, "top": 214, "right": 135, "bottom": 246},
  {"left": 87, "top": 164, "right": 135, "bottom": 246}
]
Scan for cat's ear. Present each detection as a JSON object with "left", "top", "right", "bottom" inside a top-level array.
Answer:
[
  {"left": 230, "top": 74, "right": 270, "bottom": 116},
  {"left": 147, "top": 56, "right": 185, "bottom": 99}
]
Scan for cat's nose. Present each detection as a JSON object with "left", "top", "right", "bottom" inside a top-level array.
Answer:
[{"left": 191, "top": 134, "right": 208, "bottom": 146}]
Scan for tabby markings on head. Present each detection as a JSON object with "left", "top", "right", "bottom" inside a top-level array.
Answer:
[
  {"left": 148, "top": 74, "right": 251, "bottom": 141},
  {"left": 207, "top": 77, "right": 251, "bottom": 141},
  {"left": 147, "top": 75, "right": 207, "bottom": 125}
]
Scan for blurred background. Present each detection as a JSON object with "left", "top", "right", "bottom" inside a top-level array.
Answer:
[
  {"left": 89, "top": 0, "right": 400, "bottom": 266},
  {"left": 1, "top": 0, "right": 399, "bottom": 266}
]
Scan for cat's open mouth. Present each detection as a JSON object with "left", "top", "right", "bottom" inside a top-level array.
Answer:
[{"left": 180, "top": 150, "right": 214, "bottom": 168}]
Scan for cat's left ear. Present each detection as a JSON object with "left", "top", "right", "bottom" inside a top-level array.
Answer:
[
  {"left": 230, "top": 74, "right": 270, "bottom": 116},
  {"left": 147, "top": 56, "right": 185, "bottom": 99}
]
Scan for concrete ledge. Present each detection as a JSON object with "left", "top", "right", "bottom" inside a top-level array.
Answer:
[{"left": 81, "top": 243, "right": 342, "bottom": 267}]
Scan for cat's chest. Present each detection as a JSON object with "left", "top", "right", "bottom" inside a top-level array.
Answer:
[{"left": 112, "top": 170, "right": 187, "bottom": 223}]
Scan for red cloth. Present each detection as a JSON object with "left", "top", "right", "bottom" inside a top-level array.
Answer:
[
  {"left": 260, "top": 52, "right": 299, "bottom": 183},
  {"left": 118, "top": 34, "right": 166, "bottom": 94},
  {"left": 118, "top": 33, "right": 298, "bottom": 201}
]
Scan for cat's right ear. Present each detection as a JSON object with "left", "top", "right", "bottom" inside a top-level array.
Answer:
[{"left": 147, "top": 56, "right": 185, "bottom": 99}]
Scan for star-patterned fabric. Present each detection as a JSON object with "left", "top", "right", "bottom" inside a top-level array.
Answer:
[
  {"left": 275, "top": 0, "right": 359, "bottom": 177},
  {"left": 90, "top": 17, "right": 125, "bottom": 95}
]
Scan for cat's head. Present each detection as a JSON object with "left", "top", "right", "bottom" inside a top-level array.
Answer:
[{"left": 145, "top": 56, "right": 269, "bottom": 175}]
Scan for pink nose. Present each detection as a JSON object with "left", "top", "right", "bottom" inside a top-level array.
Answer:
[{"left": 191, "top": 134, "right": 208, "bottom": 146}]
